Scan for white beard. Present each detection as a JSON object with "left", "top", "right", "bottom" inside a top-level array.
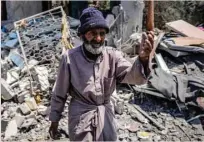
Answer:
[{"left": 84, "top": 43, "right": 104, "bottom": 55}]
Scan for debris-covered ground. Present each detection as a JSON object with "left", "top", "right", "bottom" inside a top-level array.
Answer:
[{"left": 1, "top": 5, "right": 204, "bottom": 142}]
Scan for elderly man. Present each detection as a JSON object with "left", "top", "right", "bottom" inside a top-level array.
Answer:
[{"left": 49, "top": 7, "right": 154, "bottom": 141}]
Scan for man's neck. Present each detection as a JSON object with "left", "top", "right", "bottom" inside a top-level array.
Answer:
[{"left": 83, "top": 44, "right": 100, "bottom": 61}]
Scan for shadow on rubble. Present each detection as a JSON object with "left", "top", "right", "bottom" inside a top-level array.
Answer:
[{"left": 117, "top": 83, "right": 204, "bottom": 127}]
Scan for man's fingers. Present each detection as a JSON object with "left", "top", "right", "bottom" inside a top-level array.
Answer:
[
  {"left": 142, "top": 32, "right": 148, "bottom": 44},
  {"left": 144, "top": 39, "right": 152, "bottom": 51},
  {"left": 147, "top": 34, "right": 154, "bottom": 46},
  {"left": 147, "top": 31, "right": 154, "bottom": 37}
]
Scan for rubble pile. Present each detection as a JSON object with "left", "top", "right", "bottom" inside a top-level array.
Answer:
[
  {"left": 1, "top": 6, "right": 204, "bottom": 142},
  {"left": 114, "top": 88, "right": 204, "bottom": 141}
]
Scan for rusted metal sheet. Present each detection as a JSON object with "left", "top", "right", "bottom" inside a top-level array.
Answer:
[
  {"left": 170, "top": 37, "right": 204, "bottom": 46},
  {"left": 166, "top": 20, "right": 204, "bottom": 39}
]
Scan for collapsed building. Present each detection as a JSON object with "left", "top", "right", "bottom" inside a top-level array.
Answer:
[{"left": 1, "top": 1, "right": 204, "bottom": 142}]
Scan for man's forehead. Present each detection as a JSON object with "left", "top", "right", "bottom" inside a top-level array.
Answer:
[{"left": 88, "top": 28, "right": 106, "bottom": 32}]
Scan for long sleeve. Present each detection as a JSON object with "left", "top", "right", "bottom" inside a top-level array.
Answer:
[
  {"left": 115, "top": 50, "right": 147, "bottom": 85},
  {"left": 49, "top": 53, "right": 70, "bottom": 122}
]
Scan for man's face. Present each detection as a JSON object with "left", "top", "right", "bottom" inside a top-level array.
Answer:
[{"left": 83, "top": 28, "right": 106, "bottom": 55}]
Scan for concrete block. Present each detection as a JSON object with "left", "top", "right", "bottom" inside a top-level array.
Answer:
[
  {"left": 5, "top": 39, "right": 18, "bottom": 48},
  {"left": 9, "top": 32, "right": 17, "bottom": 39},
  {"left": 25, "top": 97, "right": 37, "bottom": 110},
  {"left": 17, "top": 91, "right": 30, "bottom": 103},
  {"left": 19, "top": 103, "right": 31, "bottom": 115},
  {"left": 37, "top": 105, "right": 48, "bottom": 116},
  {"left": 34, "top": 66, "right": 49, "bottom": 91},
  {"left": 1, "top": 78, "right": 15, "bottom": 100},
  {"left": 4, "top": 119, "right": 18, "bottom": 139},
  {"left": 9, "top": 52, "right": 24, "bottom": 69},
  {"left": 21, "top": 59, "right": 39, "bottom": 73},
  {"left": 21, "top": 118, "right": 37, "bottom": 129},
  {"left": 6, "top": 68, "right": 20, "bottom": 84},
  {"left": 14, "top": 114, "right": 25, "bottom": 128}
]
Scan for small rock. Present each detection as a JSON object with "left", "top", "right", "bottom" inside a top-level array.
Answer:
[
  {"left": 21, "top": 118, "right": 37, "bottom": 129},
  {"left": 25, "top": 97, "right": 38, "bottom": 110},
  {"left": 37, "top": 105, "right": 48, "bottom": 116},
  {"left": 1, "top": 78, "right": 16, "bottom": 100},
  {"left": 115, "top": 101, "right": 124, "bottom": 115},
  {"left": 137, "top": 131, "right": 151, "bottom": 140},
  {"left": 19, "top": 103, "right": 31, "bottom": 115}
]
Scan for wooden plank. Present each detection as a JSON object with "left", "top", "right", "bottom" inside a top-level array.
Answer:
[
  {"left": 170, "top": 37, "right": 204, "bottom": 46},
  {"left": 166, "top": 20, "right": 204, "bottom": 39}
]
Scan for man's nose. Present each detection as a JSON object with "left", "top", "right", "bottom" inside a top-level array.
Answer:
[{"left": 95, "top": 35, "right": 102, "bottom": 42}]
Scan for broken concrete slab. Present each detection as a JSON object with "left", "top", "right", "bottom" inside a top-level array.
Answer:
[
  {"left": 4, "top": 119, "right": 18, "bottom": 139},
  {"left": 9, "top": 32, "right": 17, "bottom": 39},
  {"left": 1, "top": 78, "right": 16, "bottom": 100},
  {"left": 9, "top": 51, "right": 24, "bottom": 69},
  {"left": 6, "top": 67, "right": 20, "bottom": 84},
  {"left": 5, "top": 39, "right": 19, "bottom": 48},
  {"left": 14, "top": 114, "right": 26, "bottom": 128},
  {"left": 37, "top": 105, "right": 48, "bottom": 116},
  {"left": 25, "top": 97, "right": 38, "bottom": 111},
  {"left": 17, "top": 91, "right": 30, "bottom": 103},
  {"left": 21, "top": 118, "right": 37, "bottom": 129},
  {"left": 19, "top": 103, "right": 31, "bottom": 115}
]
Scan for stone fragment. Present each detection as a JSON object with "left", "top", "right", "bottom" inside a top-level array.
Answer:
[
  {"left": 25, "top": 97, "right": 38, "bottom": 111},
  {"left": 17, "top": 91, "right": 30, "bottom": 103},
  {"left": 1, "top": 78, "right": 15, "bottom": 100},
  {"left": 137, "top": 131, "right": 151, "bottom": 140},
  {"left": 33, "top": 66, "right": 49, "bottom": 91},
  {"left": 21, "top": 118, "right": 37, "bottom": 129},
  {"left": 4, "top": 119, "right": 18, "bottom": 139},
  {"left": 5, "top": 39, "right": 18, "bottom": 48},
  {"left": 37, "top": 105, "right": 48, "bottom": 116},
  {"left": 19, "top": 103, "right": 31, "bottom": 115},
  {"left": 14, "top": 114, "right": 25, "bottom": 128}
]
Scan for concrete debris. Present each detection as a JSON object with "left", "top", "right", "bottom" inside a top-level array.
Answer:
[
  {"left": 4, "top": 119, "right": 18, "bottom": 139},
  {"left": 137, "top": 131, "right": 151, "bottom": 140},
  {"left": 17, "top": 91, "right": 30, "bottom": 103},
  {"left": 21, "top": 118, "right": 37, "bottom": 129},
  {"left": 37, "top": 105, "right": 48, "bottom": 116},
  {"left": 5, "top": 39, "right": 19, "bottom": 48},
  {"left": 33, "top": 66, "right": 49, "bottom": 91},
  {"left": 19, "top": 103, "right": 31, "bottom": 115},
  {"left": 14, "top": 114, "right": 26, "bottom": 128},
  {"left": 25, "top": 97, "right": 38, "bottom": 111},
  {"left": 6, "top": 67, "right": 20, "bottom": 84},
  {"left": 1, "top": 78, "right": 16, "bottom": 100},
  {"left": 1, "top": 5, "right": 204, "bottom": 142}
]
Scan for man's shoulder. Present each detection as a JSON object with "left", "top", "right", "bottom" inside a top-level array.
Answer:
[
  {"left": 63, "top": 45, "right": 82, "bottom": 57},
  {"left": 104, "top": 46, "right": 124, "bottom": 57}
]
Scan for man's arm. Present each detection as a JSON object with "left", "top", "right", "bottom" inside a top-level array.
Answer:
[
  {"left": 49, "top": 52, "right": 70, "bottom": 122},
  {"left": 115, "top": 51, "right": 147, "bottom": 85},
  {"left": 115, "top": 31, "right": 154, "bottom": 85}
]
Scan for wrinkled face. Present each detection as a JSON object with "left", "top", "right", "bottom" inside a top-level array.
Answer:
[{"left": 83, "top": 28, "right": 106, "bottom": 55}]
